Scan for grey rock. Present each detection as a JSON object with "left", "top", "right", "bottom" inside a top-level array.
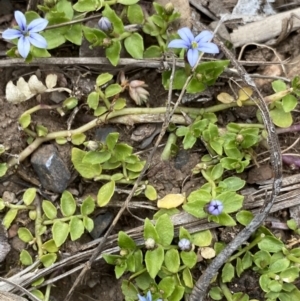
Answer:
[
  {"left": 95, "top": 127, "right": 118, "bottom": 142},
  {"left": 31, "top": 144, "right": 71, "bottom": 193},
  {"left": 49, "top": 91, "right": 67, "bottom": 104},
  {"left": 174, "top": 150, "right": 190, "bottom": 170},
  {"left": 0, "top": 223, "right": 10, "bottom": 263},
  {"left": 90, "top": 212, "right": 114, "bottom": 239}
]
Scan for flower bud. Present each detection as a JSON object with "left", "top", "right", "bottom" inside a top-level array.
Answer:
[
  {"left": 102, "top": 38, "right": 112, "bottom": 48},
  {"left": 164, "top": 2, "right": 174, "bottom": 15},
  {"left": 145, "top": 238, "right": 156, "bottom": 249},
  {"left": 207, "top": 200, "right": 223, "bottom": 216},
  {"left": 98, "top": 17, "right": 113, "bottom": 32},
  {"left": 120, "top": 249, "right": 128, "bottom": 256},
  {"left": 84, "top": 141, "right": 99, "bottom": 151},
  {"left": 236, "top": 134, "right": 244, "bottom": 143},
  {"left": 128, "top": 80, "right": 149, "bottom": 106},
  {"left": 178, "top": 238, "right": 191, "bottom": 251}
]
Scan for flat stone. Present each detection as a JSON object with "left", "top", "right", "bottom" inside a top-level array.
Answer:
[
  {"left": 90, "top": 212, "right": 114, "bottom": 239},
  {"left": 31, "top": 144, "right": 71, "bottom": 193},
  {"left": 95, "top": 127, "right": 118, "bottom": 142}
]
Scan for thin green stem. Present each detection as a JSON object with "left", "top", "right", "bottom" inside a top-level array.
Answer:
[
  {"left": 201, "top": 170, "right": 216, "bottom": 198},
  {"left": 35, "top": 197, "right": 44, "bottom": 258},
  {"left": 21, "top": 104, "right": 60, "bottom": 117},
  {"left": 161, "top": 133, "right": 177, "bottom": 161},
  {"left": 4, "top": 203, "right": 35, "bottom": 210},
  {"left": 228, "top": 233, "right": 265, "bottom": 262},
  {"left": 219, "top": 280, "right": 233, "bottom": 301}
]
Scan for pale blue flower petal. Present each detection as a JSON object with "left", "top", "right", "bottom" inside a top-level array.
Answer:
[
  {"left": 194, "top": 30, "right": 213, "bottom": 43},
  {"left": 177, "top": 27, "right": 194, "bottom": 43},
  {"left": 28, "top": 33, "right": 47, "bottom": 49},
  {"left": 27, "top": 18, "right": 48, "bottom": 33},
  {"left": 146, "top": 291, "right": 152, "bottom": 301},
  {"left": 187, "top": 48, "right": 199, "bottom": 67},
  {"left": 14, "top": 10, "right": 27, "bottom": 32},
  {"left": 138, "top": 294, "right": 146, "bottom": 301},
  {"left": 18, "top": 36, "right": 30, "bottom": 58},
  {"left": 2, "top": 28, "right": 22, "bottom": 40},
  {"left": 168, "top": 39, "right": 189, "bottom": 49},
  {"left": 198, "top": 42, "right": 219, "bottom": 54}
]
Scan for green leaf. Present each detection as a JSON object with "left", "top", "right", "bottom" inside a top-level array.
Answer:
[
  {"left": 18, "top": 227, "right": 34, "bottom": 243},
  {"left": 60, "top": 190, "right": 76, "bottom": 217},
  {"left": 105, "top": 83, "right": 122, "bottom": 98},
  {"left": 87, "top": 91, "right": 99, "bottom": 110},
  {"left": 64, "top": 23, "right": 82, "bottom": 45},
  {"left": 269, "top": 258, "right": 290, "bottom": 273},
  {"left": 158, "top": 277, "right": 176, "bottom": 298},
  {"left": 218, "top": 191, "right": 244, "bottom": 213},
  {"left": 71, "top": 133, "right": 86, "bottom": 145},
  {"left": 282, "top": 94, "right": 298, "bottom": 112},
  {"left": 40, "top": 253, "right": 57, "bottom": 267},
  {"left": 143, "top": 218, "right": 159, "bottom": 242},
  {"left": 179, "top": 226, "right": 192, "bottom": 241},
  {"left": 270, "top": 108, "right": 293, "bottom": 128},
  {"left": 192, "top": 230, "right": 212, "bottom": 247},
  {"left": 182, "top": 267, "right": 193, "bottom": 288},
  {"left": 56, "top": 0, "right": 74, "bottom": 19},
  {"left": 73, "top": 0, "right": 101, "bottom": 12},
  {"left": 145, "top": 185, "right": 157, "bottom": 201},
  {"left": 272, "top": 80, "right": 286, "bottom": 92},
  {"left": 3, "top": 208, "right": 18, "bottom": 229},
  {"left": 258, "top": 236, "right": 284, "bottom": 253},
  {"left": 222, "top": 262, "right": 235, "bottom": 282},
  {"left": 209, "top": 287, "right": 223, "bottom": 300},
  {"left": 42, "top": 200, "right": 57, "bottom": 219},
  {"left": 72, "top": 147, "right": 102, "bottom": 179},
  {"left": 155, "top": 214, "right": 174, "bottom": 246},
  {"left": 169, "top": 286, "right": 185, "bottom": 301},
  {"left": 143, "top": 45, "right": 162, "bottom": 58},
  {"left": 96, "top": 73, "right": 113, "bottom": 86},
  {"left": 222, "top": 176, "right": 246, "bottom": 191},
  {"left": 31, "top": 290, "right": 44, "bottom": 300},
  {"left": 83, "top": 150, "right": 111, "bottom": 164},
  {"left": 118, "top": 231, "right": 136, "bottom": 249},
  {"left": 42, "top": 239, "right": 59, "bottom": 253},
  {"left": 113, "top": 98, "right": 126, "bottom": 110},
  {"left": 187, "top": 78, "right": 206, "bottom": 93},
  {"left": 127, "top": 4, "right": 144, "bottom": 24},
  {"left": 180, "top": 250, "right": 197, "bottom": 269},
  {"left": 69, "top": 216, "right": 85, "bottom": 241},
  {"left": 213, "top": 212, "right": 236, "bottom": 226},
  {"left": 121, "top": 280, "right": 138, "bottom": 300},
  {"left": 97, "top": 180, "right": 115, "bottom": 206},
  {"left": 83, "top": 216, "right": 94, "bottom": 232},
  {"left": 52, "top": 221, "right": 69, "bottom": 247},
  {"left": 23, "top": 188, "right": 36, "bottom": 205},
  {"left": 105, "top": 41, "right": 121, "bottom": 66},
  {"left": 102, "top": 4, "right": 124, "bottom": 34},
  {"left": 0, "top": 163, "right": 8, "bottom": 177},
  {"left": 164, "top": 249, "right": 180, "bottom": 273},
  {"left": 106, "top": 132, "right": 119, "bottom": 150},
  {"left": 242, "top": 251, "right": 253, "bottom": 270},
  {"left": 280, "top": 267, "right": 299, "bottom": 283},
  {"left": 287, "top": 219, "right": 298, "bottom": 231},
  {"left": 145, "top": 245, "right": 164, "bottom": 278},
  {"left": 81, "top": 196, "right": 95, "bottom": 215},
  {"left": 20, "top": 250, "right": 33, "bottom": 266},
  {"left": 43, "top": 30, "right": 66, "bottom": 49},
  {"left": 19, "top": 114, "right": 31, "bottom": 129},
  {"left": 253, "top": 250, "right": 271, "bottom": 269},
  {"left": 211, "top": 163, "right": 223, "bottom": 180},
  {"left": 124, "top": 33, "right": 144, "bottom": 59},
  {"left": 236, "top": 210, "right": 253, "bottom": 226},
  {"left": 118, "top": 0, "right": 139, "bottom": 4}
]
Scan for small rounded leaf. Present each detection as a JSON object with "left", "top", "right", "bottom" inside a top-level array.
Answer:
[
  {"left": 40, "top": 253, "right": 57, "bottom": 267},
  {"left": 97, "top": 180, "right": 115, "bottom": 207},
  {"left": 20, "top": 250, "right": 33, "bottom": 266},
  {"left": 18, "top": 227, "right": 34, "bottom": 243},
  {"left": 157, "top": 193, "right": 186, "bottom": 209},
  {"left": 60, "top": 191, "right": 76, "bottom": 217},
  {"left": 23, "top": 188, "right": 36, "bottom": 205},
  {"left": 70, "top": 217, "right": 85, "bottom": 241},
  {"left": 42, "top": 200, "right": 57, "bottom": 220},
  {"left": 52, "top": 221, "right": 69, "bottom": 247},
  {"left": 145, "top": 185, "right": 157, "bottom": 201}
]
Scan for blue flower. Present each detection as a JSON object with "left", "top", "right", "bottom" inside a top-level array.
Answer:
[
  {"left": 138, "top": 291, "right": 162, "bottom": 301},
  {"left": 98, "top": 17, "right": 112, "bottom": 32},
  {"left": 2, "top": 10, "right": 48, "bottom": 58},
  {"left": 168, "top": 27, "right": 219, "bottom": 67},
  {"left": 207, "top": 200, "right": 223, "bottom": 216},
  {"left": 178, "top": 238, "right": 191, "bottom": 251}
]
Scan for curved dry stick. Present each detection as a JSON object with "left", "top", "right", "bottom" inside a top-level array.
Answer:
[{"left": 189, "top": 37, "right": 283, "bottom": 301}]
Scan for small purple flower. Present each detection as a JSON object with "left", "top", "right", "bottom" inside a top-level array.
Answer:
[
  {"left": 2, "top": 10, "right": 48, "bottom": 58},
  {"left": 168, "top": 27, "right": 219, "bottom": 67},
  {"left": 138, "top": 291, "right": 162, "bottom": 301},
  {"left": 178, "top": 238, "right": 191, "bottom": 251},
  {"left": 207, "top": 200, "right": 223, "bottom": 216},
  {"left": 98, "top": 17, "right": 112, "bottom": 32}
]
